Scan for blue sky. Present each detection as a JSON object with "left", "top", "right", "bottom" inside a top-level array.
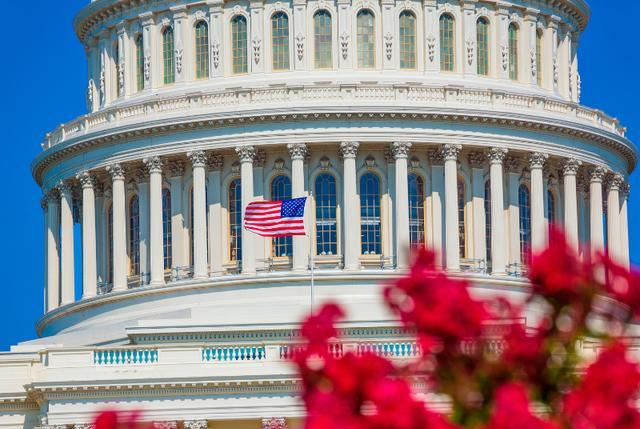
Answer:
[{"left": 0, "top": 1, "right": 638, "bottom": 351}]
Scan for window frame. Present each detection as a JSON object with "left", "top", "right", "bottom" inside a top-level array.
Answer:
[
  {"left": 408, "top": 173, "right": 426, "bottom": 248},
  {"left": 229, "top": 178, "right": 242, "bottom": 263},
  {"left": 398, "top": 10, "right": 417, "bottom": 70},
  {"left": 356, "top": 9, "right": 376, "bottom": 69},
  {"left": 271, "top": 11, "right": 291, "bottom": 71},
  {"left": 230, "top": 15, "right": 249, "bottom": 75},
  {"left": 518, "top": 183, "right": 532, "bottom": 264},
  {"left": 314, "top": 172, "right": 338, "bottom": 256},
  {"left": 439, "top": 13, "right": 456, "bottom": 72},
  {"left": 476, "top": 17, "right": 490, "bottom": 76},
  {"left": 162, "top": 26, "right": 176, "bottom": 85},
  {"left": 359, "top": 171, "right": 382, "bottom": 256},
  {"left": 194, "top": 20, "right": 210, "bottom": 80},
  {"left": 508, "top": 22, "right": 519, "bottom": 81},
  {"left": 313, "top": 10, "right": 333, "bottom": 69}
]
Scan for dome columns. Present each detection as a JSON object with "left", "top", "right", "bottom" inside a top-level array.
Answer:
[
  {"left": 529, "top": 153, "right": 548, "bottom": 253},
  {"left": 77, "top": 171, "right": 98, "bottom": 299},
  {"left": 391, "top": 141, "right": 412, "bottom": 270},
  {"left": 236, "top": 146, "right": 257, "bottom": 276},
  {"left": 442, "top": 144, "right": 462, "bottom": 271},
  {"left": 488, "top": 147, "right": 508, "bottom": 275},
  {"left": 288, "top": 143, "right": 310, "bottom": 272},
  {"left": 188, "top": 151, "right": 209, "bottom": 279},
  {"left": 340, "top": 141, "right": 360, "bottom": 271},
  {"left": 562, "top": 158, "right": 582, "bottom": 252}
]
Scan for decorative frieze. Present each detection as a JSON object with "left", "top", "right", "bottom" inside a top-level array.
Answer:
[
  {"left": 261, "top": 418, "right": 287, "bottom": 429},
  {"left": 207, "top": 154, "right": 224, "bottom": 170},
  {"left": 183, "top": 421, "right": 207, "bottom": 429}
]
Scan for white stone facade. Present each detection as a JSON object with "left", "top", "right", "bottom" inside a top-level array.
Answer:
[{"left": 1, "top": 0, "right": 636, "bottom": 428}]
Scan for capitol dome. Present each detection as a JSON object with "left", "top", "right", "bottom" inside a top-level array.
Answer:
[{"left": 0, "top": 0, "right": 636, "bottom": 427}]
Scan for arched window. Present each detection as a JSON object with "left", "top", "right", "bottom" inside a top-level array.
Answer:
[
  {"left": 458, "top": 179, "right": 466, "bottom": 258},
  {"left": 399, "top": 11, "right": 416, "bottom": 69},
  {"left": 231, "top": 15, "right": 248, "bottom": 74},
  {"left": 536, "top": 29, "right": 543, "bottom": 86},
  {"left": 508, "top": 23, "right": 519, "bottom": 80},
  {"left": 360, "top": 172, "right": 381, "bottom": 255},
  {"left": 129, "top": 195, "right": 140, "bottom": 276},
  {"left": 476, "top": 17, "right": 489, "bottom": 76},
  {"left": 229, "top": 179, "right": 242, "bottom": 262},
  {"left": 314, "top": 10, "right": 332, "bottom": 69},
  {"left": 547, "top": 190, "right": 556, "bottom": 230},
  {"left": 408, "top": 174, "right": 425, "bottom": 247},
  {"left": 439, "top": 14, "right": 455, "bottom": 72},
  {"left": 135, "top": 35, "right": 144, "bottom": 91},
  {"left": 357, "top": 9, "right": 375, "bottom": 69},
  {"left": 272, "top": 175, "right": 293, "bottom": 257},
  {"left": 107, "top": 204, "right": 113, "bottom": 284},
  {"left": 271, "top": 12, "right": 290, "bottom": 70},
  {"left": 484, "top": 180, "right": 492, "bottom": 262},
  {"left": 315, "top": 173, "right": 337, "bottom": 255},
  {"left": 195, "top": 21, "right": 210, "bottom": 79},
  {"left": 114, "top": 42, "right": 121, "bottom": 96},
  {"left": 519, "top": 184, "right": 531, "bottom": 264},
  {"left": 162, "top": 188, "right": 172, "bottom": 270},
  {"left": 163, "top": 27, "right": 175, "bottom": 85}
]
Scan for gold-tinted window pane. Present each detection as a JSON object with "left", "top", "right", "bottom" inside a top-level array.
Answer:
[
  {"left": 136, "top": 35, "right": 144, "bottom": 91},
  {"left": 272, "top": 12, "right": 290, "bottom": 70},
  {"left": 509, "top": 23, "right": 518, "bottom": 80},
  {"left": 357, "top": 10, "right": 375, "bottom": 69},
  {"left": 129, "top": 196, "right": 140, "bottom": 276},
  {"left": 162, "top": 189, "right": 172, "bottom": 270},
  {"left": 477, "top": 18, "right": 489, "bottom": 75},
  {"left": 536, "top": 30, "right": 543, "bottom": 86},
  {"left": 484, "top": 180, "right": 491, "bottom": 263},
  {"left": 519, "top": 184, "right": 531, "bottom": 264},
  {"left": 439, "top": 14, "right": 455, "bottom": 72},
  {"left": 195, "top": 21, "right": 210, "bottom": 79},
  {"left": 399, "top": 11, "right": 416, "bottom": 69},
  {"left": 231, "top": 16, "right": 248, "bottom": 74},
  {"left": 314, "top": 11, "right": 332, "bottom": 69},
  {"left": 457, "top": 180, "right": 466, "bottom": 258},
  {"left": 315, "top": 173, "right": 337, "bottom": 255},
  {"left": 163, "top": 27, "right": 175, "bottom": 85},
  {"left": 360, "top": 172, "right": 381, "bottom": 255},
  {"left": 408, "top": 174, "right": 425, "bottom": 247}
]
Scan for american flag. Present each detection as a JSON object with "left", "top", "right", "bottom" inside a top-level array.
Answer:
[{"left": 243, "top": 197, "right": 308, "bottom": 237}]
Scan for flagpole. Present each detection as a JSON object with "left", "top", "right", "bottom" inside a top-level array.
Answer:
[{"left": 308, "top": 191, "right": 314, "bottom": 313}]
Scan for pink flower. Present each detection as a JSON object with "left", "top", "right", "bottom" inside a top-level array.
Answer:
[{"left": 486, "top": 383, "right": 560, "bottom": 429}]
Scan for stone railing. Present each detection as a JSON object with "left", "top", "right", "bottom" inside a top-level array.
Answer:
[
  {"left": 93, "top": 347, "right": 159, "bottom": 366},
  {"left": 40, "top": 84, "right": 627, "bottom": 151}
]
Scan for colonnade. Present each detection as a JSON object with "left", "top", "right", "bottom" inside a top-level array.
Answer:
[{"left": 42, "top": 143, "right": 631, "bottom": 312}]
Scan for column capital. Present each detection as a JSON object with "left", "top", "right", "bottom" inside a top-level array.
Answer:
[
  {"left": 139, "top": 11, "right": 155, "bottom": 27},
  {"left": 504, "top": 156, "right": 522, "bottom": 174},
  {"left": 183, "top": 422, "right": 207, "bottom": 429},
  {"left": 606, "top": 173, "right": 624, "bottom": 191},
  {"left": 391, "top": 141, "right": 412, "bottom": 160},
  {"left": 561, "top": 158, "right": 582, "bottom": 176},
  {"left": 45, "top": 188, "right": 60, "bottom": 203},
  {"left": 441, "top": 144, "right": 462, "bottom": 161},
  {"left": 428, "top": 148, "right": 444, "bottom": 166},
  {"left": 254, "top": 149, "right": 267, "bottom": 167},
  {"left": 40, "top": 195, "right": 48, "bottom": 211},
  {"left": 468, "top": 151, "right": 486, "bottom": 168},
  {"left": 56, "top": 180, "right": 74, "bottom": 196},
  {"left": 188, "top": 150, "right": 208, "bottom": 168},
  {"left": 588, "top": 166, "right": 606, "bottom": 183},
  {"left": 287, "top": 143, "right": 308, "bottom": 161},
  {"left": 487, "top": 147, "right": 508, "bottom": 164},
  {"left": 622, "top": 183, "right": 631, "bottom": 199},
  {"left": 135, "top": 168, "right": 150, "bottom": 183},
  {"left": 236, "top": 145, "right": 257, "bottom": 163},
  {"left": 261, "top": 418, "right": 287, "bottom": 429},
  {"left": 167, "top": 160, "right": 185, "bottom": 177},
  {"left": 76, "top": 171, "right": 97, "bottom": 189},
  {"left": 528, "top": 152, "right": 548, "bottom": 169},
  {"left": 207, "top": 153, "right": 224, "bottom": 170},
  {"left": 106, "top": 163, "right": 126, "bottom": 181},
  {"left": 339, "top": 141, "right": 359, "bottom": 159},
  {"left": 143, "top": 156, "right": 164, "bottom": 174},
  {"left": 152, "top": 423, "right": 177, "bottom": 429}
]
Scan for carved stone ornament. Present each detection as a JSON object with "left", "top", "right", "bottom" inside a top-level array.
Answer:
[
  {"left": 207, "top": 153, "right": 224, "bottom": 170},
  {"left": 236, "top": 145, "right": 256, "bottom": 163},
  {"left": 561, "top": 158, "right": 582, "bottom": 176},
  {"left": 167, "top": 160, "right": 185, "bottom": 177},
  {"left": 339, "top": 141, "right": 359, "bottom": 159},
  {"left": 319, "top": 156, "right": 332, "bottom": 170},
  {"left": 622, "top": 182, "right": 631, "bottom": 199},
  {"left": 577, "top": 73, "right": 582, "bottom": 101},
  {"left": 87, "top": 79, "right": 95, "bottom": 109},
  {"left": 288, "top": 143, "right": 308, "bottom": 160},
  {"left": 187, "top": 150, "right": 207, "bottom": 167},
  {"left": 340, "top": 32, "right": 349, "bottom": 60},
  {"left": 504, "top": 156, "right": 522, "bottom": 173},
  {"left": 254, "top": 149, "right": 267, "bottom": 168},
  {"left": 231, "top": 161, "right": 241, "bottom": 173},
  {"left": 296, "top": 33, "right": 305, "bottom": 61},
  {"left": 606, "top": 173, "right": 624, "bottom": 191},
  {"left": 74, "top": 424, "right": 96, "bottom": 429},
  {"left": 274, "top": 158, "right": 285, "bottom": 171},
  {"left": 252, "top": 37, "right": 262, "bottom": 65},
  {"left": 553, "top": 55, "right": 559, "bottom": 84},
  {"left": 468, "top": 151, "right": 486, "bottom": 168},
  {"left": 440, "top": 144, "right": 462, "bottom": 161},
  {"left": 262, "top": 418, "right": 287, "bottom": 429},
  {"left": 588, "top": 166, "right": 606, "bottom": 183},
  {"left": 135, "top": 167, "right": 150, "bottom": 183},
  {"left": 410, "top": 157, "right": 420, "bottom": 169},
  {"left": 46, "top": 188, "right": 60, "bottom": 203},
  {"left": 427, "top": 34, "right": 436, "bottom": 62},
  {"left": 56, "top": 180, "right": 74, "bottom": 196},
  {"left": 528, "top": 152, "right": 548, "bottom": 169},
  {"left": 466, "top": 39, "right": 475, "bottom": 66},
  {"left": 530, "top": 49, "right": 537, "bottom": 78},
  {"left": 175, "top": 46, "right": 184, "bottom": 74},
  {"left": 99, "top": 68, "right": 106, "bottom": 104},
  {"left": 106, "top": 163, "right": 126, "bottom": 181},
  {"left": 364, "top": 155, "right": 376, "bottom": 169},
  {"left": 153, "top": 422, "right": 177, "bottom": 429},
  {"left": 487, "top": 147, "right": 508, "bottom": 164},
  {"left": 143, "top": 156, "right": 164, "bottom": 174},
  {"left": 212, "top": 40, "right": 221, "bottom": 69},
  {"left": 501, "top": 45, "right": 509, "bottom": 71},
  {"left": 428, "top": 148, "right": 444, "bottom": 165},
  {"left": 183, "top": 421, "right": 207, "bottom": 429},
  {"left": 76, "top": 171, "right": 96, "bottom": 189},
  {"left": 118, "top": 61, "right": 125, "bottom": 95},
  {"left": 194, "top": 10, "right": 207, "bottom": 22},
  {"left": 384, "top": 33, "right": 393, "bottom": 61},
  {"left": 144, "top": 55, "right": 152, "bottom": 82},
  {"left": 391, "top": 141, "right": 411, "bottom": 159}
]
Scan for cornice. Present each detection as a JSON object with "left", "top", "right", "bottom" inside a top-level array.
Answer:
[
  {"left": 31, "top": 94, "right": 636, "bottom": 186},
  {"left": 35, "top": 271, "right": 529, "bottom": 337},
  {"left": 73, "top": 0, "right": 590, "bottom": 44}
]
